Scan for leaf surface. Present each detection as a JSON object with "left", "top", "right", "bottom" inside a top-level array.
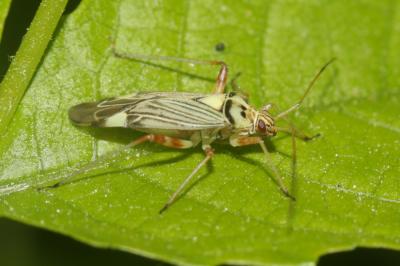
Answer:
[{"left": 0, "top": 1, "right": 399, "bottom": 265}]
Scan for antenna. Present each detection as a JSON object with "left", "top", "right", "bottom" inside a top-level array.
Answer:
[{"left": 275, "top": 58, "right": 336, "bottom": 120}]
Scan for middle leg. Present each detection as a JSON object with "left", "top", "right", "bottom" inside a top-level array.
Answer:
[{"left": 159, "top": 146, "right": 215, "bottom": 213}]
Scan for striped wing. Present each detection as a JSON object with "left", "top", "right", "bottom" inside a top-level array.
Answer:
[{"left": 69, "top": 92, "right": 228, "bottom": 130}]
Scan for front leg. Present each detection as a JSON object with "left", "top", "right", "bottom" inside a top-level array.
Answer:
[
  {"left": 229, "top": 135, "right": 262, "bottom": 147},
  {"left": 276, "top": 126, "right": 320, "bottom": 141},
  {"left": 229, "top": 135, "right": 295, "bottom": 200}
]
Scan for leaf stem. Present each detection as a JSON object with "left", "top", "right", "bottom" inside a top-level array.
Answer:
[
  {"left": 0, "top": 0, "right": 68, "bottom": 136},
  {"left": 0, "top": 0, "right": 12, "bottom": 38}
]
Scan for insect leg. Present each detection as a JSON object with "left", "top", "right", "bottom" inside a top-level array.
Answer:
[
  {"left": 149, "top": 134, "right": 196, "bottom": 149},
  {"left": 290, "top": 126, "right": 297, "bottom": 187},
  {"left": 276, "top": 126, "right": 320, "bottom": 141},
  {"left": 258, "top": 141, "right": 296, "bottom": 200},
  {"left": 39, "top": 135, "right": 154, "bottom": 190},
  {"left": 40, "top": 134, "right": 195, "bottom": 190},
  {"left": 159, "top": 147, "right": 214, "bottom": 214},
  {"left": 213, "top": 61, "right": 228, "bottom": 94},
  {"left": 230, "top": 72, "right": 241, "bottom": 91},
  {"left": 286, "top": 125, "right": 298, "bottom": 229},
  {"left": 111, "top": 46, "right": 228, "bottom": 94},
  {"left": 229, "top": 135, "right": 295, "bottom": 200}
]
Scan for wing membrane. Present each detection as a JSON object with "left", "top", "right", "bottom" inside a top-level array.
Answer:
[
  {"left": 127, "top": 97, "right": 226, "bottom": 130},
  {"left": 69, "top": 92, "right": 227, "bottom": 130}
]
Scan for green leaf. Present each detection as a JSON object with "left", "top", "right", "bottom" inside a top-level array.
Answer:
[
  {"left": 0, "top": 0, "right": 12, "bottom": 40},
  {"left": 0, "top": 0, "right": 68, "bottom": 137},
  {"left": 0, "top": 0, "right": 399, "bottom": 265}
]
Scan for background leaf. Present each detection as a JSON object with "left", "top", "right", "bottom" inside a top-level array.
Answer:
[
  {"left": 0, "top": 0, "right": 12, "bottom": 39},
  {"left": 0, "top": 0, "right": 399, "bottom": 265},
  {"left": 0, "top": 0, "right": 68, "bottom": 137}
]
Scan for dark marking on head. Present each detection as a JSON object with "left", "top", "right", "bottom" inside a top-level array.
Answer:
[
  {"left": 240, "top": 110, "right": 246, "bottom": 118},
  {"left": 224, "top": 99, "right": 234, "bottom": 124}
]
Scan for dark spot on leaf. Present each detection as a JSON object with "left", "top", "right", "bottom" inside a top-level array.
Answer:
[{"left": 215, "top": 42, "right": 225, "bottom": 52}]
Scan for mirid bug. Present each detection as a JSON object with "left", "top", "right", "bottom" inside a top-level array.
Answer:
[{"left": 47, "top": 48, "right": 334, "bottom": 213}]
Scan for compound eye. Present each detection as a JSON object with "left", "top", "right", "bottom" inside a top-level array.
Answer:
[{"left": 257, "top": 119, "right": 266, "bottom": 133}]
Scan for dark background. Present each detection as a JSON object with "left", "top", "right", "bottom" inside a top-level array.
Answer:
[
  {"left": 1, "top": 1, "right": 399, "bottom": 265},
  {"left": 2, "top": 217, "right": 400, "bottom": 266}
]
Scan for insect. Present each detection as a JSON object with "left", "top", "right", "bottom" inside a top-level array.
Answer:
[{"left": 48, "top": 48, "right": 334, "bottom": 213}]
